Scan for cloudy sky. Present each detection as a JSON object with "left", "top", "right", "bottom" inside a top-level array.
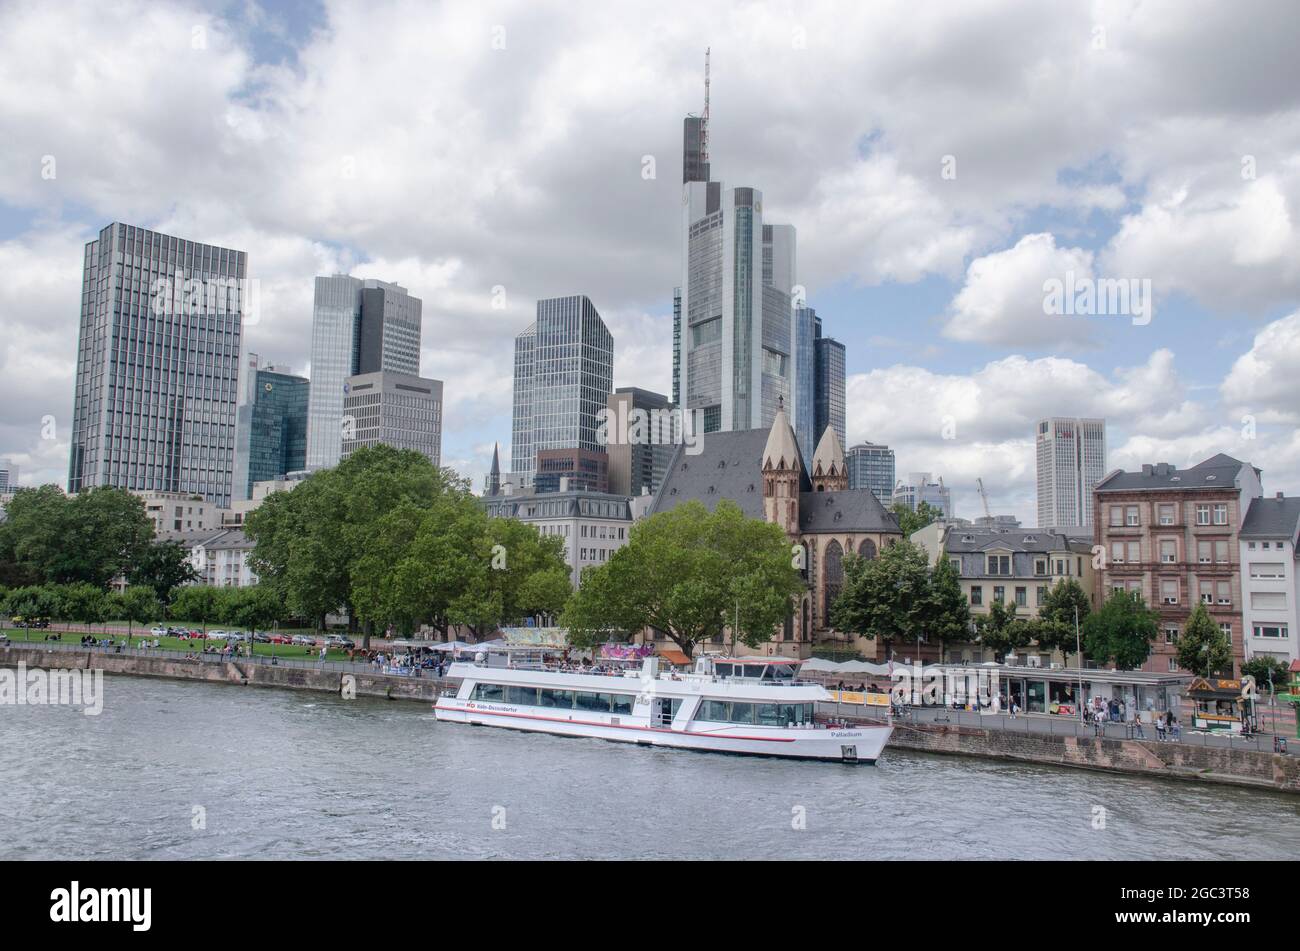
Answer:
[{"left": 2, "top": 0, "right": 1299, "bottom": 524}]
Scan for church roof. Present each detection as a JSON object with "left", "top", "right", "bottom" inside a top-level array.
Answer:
[
  {"left": 649, "top": 426, "right": 900, "bottom": 535},
  {"left": 761, "top": 408, "right": 802, "bottom": 472},
  {"left": 810, "top": 425, "right": 845, "bottom": 478}
]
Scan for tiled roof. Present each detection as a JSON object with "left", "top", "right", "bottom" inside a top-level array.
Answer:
[
  {"left": 1240, "top": 496, "right": 1300, "bottom": 540},
  {"left": 1095, "top": 454, "right": 1253, "bottom": 492}
]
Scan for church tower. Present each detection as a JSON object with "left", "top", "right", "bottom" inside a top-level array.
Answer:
[
  {"left": 762, "top": 404, "right": 802, "bottom": 536},
  {"left": 485, "top": 442, "right": 501, "bottom": 497},
  {"left": 810, "top": 425, "right": 847, "bottom": 493}
]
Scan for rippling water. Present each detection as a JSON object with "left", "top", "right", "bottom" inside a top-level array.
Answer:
[{"left": 2, "top": 675, "right": 1297, "bottom": 860}]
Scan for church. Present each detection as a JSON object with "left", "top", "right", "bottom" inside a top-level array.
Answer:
[{"left": 649, "top": 406, "right": 902, "bottom": 657}]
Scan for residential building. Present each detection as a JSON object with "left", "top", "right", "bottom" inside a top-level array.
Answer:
[
  {"left": 134, "top": 490, "right": 220, "bottom": 535},
  {"left": 174, "top": 528, "right": 258, "bottom": 588},
  {"left": 914, "top": 525, "right": 1096, "bottom": 665},
  {"left": 1093, "top": 454, "right": 1263, "bottom": 675},
  {"left": 846, "top": 441, "right": 895, "bottom": 507},
  {"left": 510, "top": 295, "right": 613, "bottom": 488},
  {"left": 481, "top": 486, "right": 634, "bottom": 588},
  {"left": 68, "top": 223, "right": 247, "bottom": 507},
  {"left": 1239, "top": 493, "right": 1300, "bottom": 665},
  {"left": 232, "top": 355, "right": 309, "bottom": 500},
  {"left": 604, "top": 387, "right": 677, "bottom": 497},
  {"left": 650, "top": 407, "right": 901, "bottom": 658},
  {"left": 1037, "top": 417, "right": 1106, "bottom": 529},
  {"left": 304, "top": 275, "right": 422, "bottom": 470},
  {"left": 893, "top": 472, "right": 953, "bottom": 517},
  {"left": 341, "top": 370, "right": 443, "bottom": 467}
]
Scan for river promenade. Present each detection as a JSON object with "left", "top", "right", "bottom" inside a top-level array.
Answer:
[{"left": 4, "top": 640, "right": 1298, "bottom": 793}]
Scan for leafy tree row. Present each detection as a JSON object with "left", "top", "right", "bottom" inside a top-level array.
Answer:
[{"left": 245, "top": 445, "right": 571, "bottom": 648}]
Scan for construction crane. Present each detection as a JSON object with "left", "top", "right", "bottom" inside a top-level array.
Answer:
[{"left": 977, "top": 478, "right": 992, "bottom": 520}]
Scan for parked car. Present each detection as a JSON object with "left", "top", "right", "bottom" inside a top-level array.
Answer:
[
  {"left": 150, "top": 626, "right": 168, "bottom": 637},
  {"left": 292, "top": 634, "right": 317, "bottom": 646},
  {"left": 252, "top": 632, "right": 271, "bottom": 644},
  {"left": 325, "top": 635, "right": 355, "bottom": 650}
]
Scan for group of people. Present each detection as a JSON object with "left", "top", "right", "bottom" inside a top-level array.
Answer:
[{"left": 368, "top": 650, "right": 449, "bottom": 677}]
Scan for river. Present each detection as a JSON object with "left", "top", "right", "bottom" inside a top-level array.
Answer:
[{"left": 2, "top": 675, "right": 1297, "bottom": 860}]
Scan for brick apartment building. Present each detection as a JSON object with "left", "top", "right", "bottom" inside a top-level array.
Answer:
[{"left": 1093, "top": 453, "right": 1263, "bottom": 676}]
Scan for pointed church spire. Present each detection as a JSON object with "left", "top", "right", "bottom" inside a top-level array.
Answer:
[
  {"left": 762, "top": 404, "right": 801, "bottom": 472},
  {"left": 486, "top": 442, "right": 502, "bottom": 496}
]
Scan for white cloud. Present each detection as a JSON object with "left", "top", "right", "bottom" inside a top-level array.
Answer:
[{"left": 1221, "top": 310, "right": 1300, "bottom": 422}]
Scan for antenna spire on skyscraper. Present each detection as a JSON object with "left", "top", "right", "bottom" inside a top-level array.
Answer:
[{"left": 701, "top": 47, "right": 710, "bottom": 167}]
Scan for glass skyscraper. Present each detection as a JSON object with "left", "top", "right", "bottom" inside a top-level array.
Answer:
[
  {"left": 792, "top": 305, "right": 818, "bottom": 468},
  {"left": 1036, "top": 417, "right": 1107, "bottom": 529},
  {"left": 304, "top": 275, "right": 421, "bottom": 470},
  {"left": 68, "top": 222, "right": 247, "bottom": 507},
  {"left": 232, "top": 356, "right": 309, "bottom": 499},
  {"left": 814, "top": 320, "right": 846, "bottom": 454},
  {"left": 510, "top": 296, "right": 613, "bottom": 486},
  {"left": 847, "top": 441, "right": 896, "bottom": 507}
]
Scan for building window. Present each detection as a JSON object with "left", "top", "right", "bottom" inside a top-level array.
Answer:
[
  {"left": 1164, "top": 626, "right": 1179, "bottom": 643},
  {"left": 1213, "top": 504, "right": 1228, "bottom": 525},
  {"left": 1160, "top": 580, "right": 1178, "bottom": 604},
  {"left": 1214, "top": 540, "right": 1229, "bottom": 564},
  {"left": 1160, "top": 539, "right": 1176, "bottom": 563},
  {"left": 993, "top": 586, "right": 1005, "bottom": 603},
  {"left": 1196, "top": 504, "right": 1210, "bottom": 526},
  {"left": 1109, "top": 506, "right": 1124, "bottom": 527},
  {"left": 1034, "top": 558, "right": 1048, "bottom": 575},
  {"left": 1036, "top": 586, "right": 1048, "bottom": 605},
  {"left": 1015, "top": 587, "right": 1027, "bottom": 607},
  {"left": 1110, "top": 542, "right": 1124, "bottom": 564},
  {"left": 1126, "top": 542, "right": 1139, "bottom": 563},
  {"left": 970, "top": 586, "right": 982, "bottom": 606},
  {"left": 1197, "top": 540, "right": 1211, "bottom": 564},
  {"left": 1158, "top": 504, "right": 1174, "bottom": 525},
  {"left": 986, "top": 554, "right": 1010, "bottom": 575},
  {"left": 1125, "top": 505, "right": 1139, "bottom": 526},
  {"left": 1254, "top": 624, "right": 1289, "bottom": 639},
  {"left": 1216, "top": 581, "right": 1231, "bottom": 605},
  {"left": 1219, "top": 623, "right": 1233, "bottom": 638},
  {"left": 1249, "top": 563, "right": 1284, "bottom": 579}
]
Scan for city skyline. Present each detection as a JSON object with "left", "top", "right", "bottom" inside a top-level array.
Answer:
[{"left": 1, "top": 3, "right": 1299, "bottom": 529}]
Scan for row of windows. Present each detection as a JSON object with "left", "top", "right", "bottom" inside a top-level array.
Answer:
[
  {"left": 472, "top": 683, "right": 636, "bottom": 715},
  {"left": 1108, "top": 502, "right": 1229, "bottom": 527}
]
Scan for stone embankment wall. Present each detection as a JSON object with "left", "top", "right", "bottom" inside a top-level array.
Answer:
[
  {"left": 0, "top": 645, "right": 442, "bottom": 703},
  {"left": 883, "top": 718, "right": 1300, "bottom": 793}
]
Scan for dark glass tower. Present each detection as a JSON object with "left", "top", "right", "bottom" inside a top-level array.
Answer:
[{"left": 233, "top": 363, "right": 309, "bottom": 499}]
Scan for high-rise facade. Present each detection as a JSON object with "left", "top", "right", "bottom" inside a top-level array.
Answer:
[
  {"left": 893, "top": 472, "right": 952, "bottom": 517},
  {"left": 0, "top": 459, "right": 17, "bottom": 493},
  {"left": 814, "top": 320, "right": 846, "bottom": 454},
  {"left": 792, "top": 306, "right": 818, "bottom": 469},
  {"left": 68, "top": 223, "right": 247, "bottom": 507},
  {"left": 1037, "top": 417, "right": 1107, "bottom": 529},
  {"left": 341, "top": 370, "right": 442, "bottom": 467},
  {"left": 677, "top": 62, "right": 803, "bottom": 438},
  {"left": 232, "top": 356, "right": 309, "bottom": 500},
  {"left": 510, "top": 295, "right": 614, "bottom": 487},
  {"left": 847, "top": 441, "right": 896, "bottom": 507},
  {"left": 304, "top": 275, "right": 421, "bottom": 471},
  {"left": 605, "top": 387, "right": 676, "bottom": 497}
]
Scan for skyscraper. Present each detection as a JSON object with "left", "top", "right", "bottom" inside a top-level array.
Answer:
[
  {"left": 792, "top": 305, "right": 818, "bottom": 467},
  {"left": 510, "top": 295, "right": 614, "bottom": 487},
  {"left": 893, "top": 472, "right": 952, "bottom": 518},
  {"left": 68, "top": 223, "right": 247, "bottom": 507},
  {"left": 232, "top": 355, "right": 309, "bottom": 500},
  {"left": 847, "top": 441, "right": 896, "bottom": 507},
  {"left": 341, "top": 370, "right": 442, "bottom": 467},
  {"left": 677, "top": 59, "right": 800, "bottom": 437},
  {"left": 814, "top": 319, "right": 846, "bottom": 453},
  {"left": 1037, "top": 417, "right": 1107, "bottom": 529},
  {"left": 304, "top": 275, "right": 421, "bottom": 470},
  {"left": 605, "top": 386, "right": 676, "bottom": 497}
]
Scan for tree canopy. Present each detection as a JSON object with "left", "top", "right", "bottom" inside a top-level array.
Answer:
[
  {"left": 889, "top": 501, "right": 945, "bottom": 538},
  {"left": 1082, "top": 590, "right": 1159, "bottom": 670},
  {"left": 1175, "top": 603, "right": 1234, "bottom": 677},
  {"left": 561, "top": 500, "right": 803, "bottom": 659}
]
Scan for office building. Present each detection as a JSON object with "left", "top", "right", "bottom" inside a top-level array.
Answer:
[
  {"left": 604, "top": 387, "right": 677, "bottom": 497},
  {"left": 341, "top": 370, "right": 443, "bottom": 467},
  {"left": 68, "top": 223, "right": 247, "bottom": 507},
  {"left": 0, "top": 459, "right": 16, "bottom": 493},
  {"left": 305, "top": 275, "right": 422, "bottom": 470},
  {"left": 232, "top": 354, "right": 309, "bottom": 500},
  {"left": 893, "top": 472, "right": 953, "bottom": 517},
  {"left": 1037, "top": 417, "right": 1107, "bottom": 530},
  {"left": 814, "top": 320, "right": 846, "bottom": 454},
  {"left": 792, "top": 306, "right": 818, "bottom": 469},
  {"left": 535, "top": 447, "right": 609, "bottom": 494},
  {"left": 846, "top": 442, "right": 895, "bottom": 506},
  {"left": 510, "top": 295, "right": 613, "bottom": 488}
]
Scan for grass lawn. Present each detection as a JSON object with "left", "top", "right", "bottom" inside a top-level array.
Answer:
[{"left": 0, "top": 626, "right": 361, "bottom": 661}]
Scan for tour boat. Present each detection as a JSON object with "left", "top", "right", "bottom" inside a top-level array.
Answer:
[{"left": 434, "top": 653, "right": 892, "bottom": 764}]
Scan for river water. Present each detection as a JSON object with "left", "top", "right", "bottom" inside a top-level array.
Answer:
[{"left": 2, "top": 675, "right": 1297, "bottom": 860}]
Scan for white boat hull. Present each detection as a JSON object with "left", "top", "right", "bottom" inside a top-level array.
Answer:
[{"left": 434, "top": 698, "right": 891, "bottom": 763}]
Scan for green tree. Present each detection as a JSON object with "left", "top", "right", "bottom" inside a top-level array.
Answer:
[
  {"left": 129, "top": 540, "right": 199, "bottom": 608},
  {"left": 0, "top": 486, "right": 152, "bottom": 588},
  {"left": 889, "top": 500, "right": 945, "bottom": 538},
  {"left": 222, "top": 586, "right": 282, "bottom": 635},
  {"left": 1242, "top": 655, "right": 1289, "bottom": 695},
  {"left": 927, "top": 554, "right": 972, "bottom": 661},
  {"left": 3, "top": 584, "right": 61, "bottom": 626},
  {"left": 111, "top": 585, "right": 161, "bottom": 640},
  {"left": 1082, "top": 590, "right": 1159, "bottom": 670},
  {"left": 561, "top": 500, "right": 803, "bottom": 659},
  {"left": 1032, "top": 578, "right": 1093, "bottom": 660},
  {"left": 169, "top": 585, "right": 223, "bottom": 633},
  {"left": 1175, "top": 603, "right": 1234, "bottom": 677},
  {"left": 831, "top": 540, "right": 934, "bottom": 659},
  {"left": 972, "top": 599, "right": 1030, "bottom": 662},
  {"left": 61, "top": 582, "right": 111, "bottom": 634}
]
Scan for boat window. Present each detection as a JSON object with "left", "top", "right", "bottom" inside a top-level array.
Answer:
[
  {"left": 776, "top": 703, "right": 813, "bottom": 725},
  {"left": 715, "top": 663, "right": 734, "bottom": 678},
  {"left": 610, "top": 694, "right": 634, "bottom": 716},
  {"left": 698, "top": 700, "right": 730, "bottom": 721},
  {"left": 769, "top": 664, "right": 796, "bottom": 682},
  {"left": 743, "top": 665, "right": 765, "bottom": 679},
  {"left": 539, "top": 689, "right": 575, "bottom": 709},
  {"left": 473, "top": 683, "right": 505, "bottom": 702},
  {"left": 729, "top": 702, "right": 756, "bottom": 724},
  {"left": 506, "top": 686, "right": 539, "bottom": 706},
  {"left": 757, "top": 704, "right": 784, "bottom": 726},
  {"left": 575, "top": 691, "right": 610, "bottom": 712}
]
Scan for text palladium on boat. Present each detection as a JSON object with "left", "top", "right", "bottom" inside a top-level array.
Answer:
[{"left": 434, "top": 652, "right": 892, "bottom": 764}]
